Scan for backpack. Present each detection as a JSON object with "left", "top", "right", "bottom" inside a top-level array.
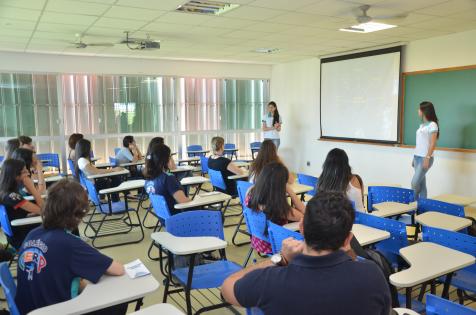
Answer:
[{"left": 364, "top": 248, "right": 400, "bottom": 308}]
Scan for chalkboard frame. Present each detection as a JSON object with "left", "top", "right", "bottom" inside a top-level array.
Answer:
[{"left": 400, "top": 64, "right": 476, "bottom": 153}]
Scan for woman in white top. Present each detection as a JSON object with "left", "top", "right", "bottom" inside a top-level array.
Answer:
[
  {"left": 317, "top": 148, "right": 365, "bottom": 212},
  {"left": 262, "top": 101, "right": 282, "bottom": 149},
  {"left": 411, "top": 101, "right": 439, "bottom": 199}
]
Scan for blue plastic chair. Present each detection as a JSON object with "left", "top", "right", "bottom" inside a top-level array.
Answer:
[
  {"left": 199, "top": 155, "right": 209, "bottom": 175},
  {"left": 162, "top": 210, "right": 242, "bottom": 315},
  {"left": 208, "top": 168, "right": 227, "bottom": 192},
  {"left": 147, "top": 193, "right": 174, "bottom": 265},
  {"left": 81, "top": 173, "right": 144, "bottom": 249},
  {"left": 109, "top": 156, "right": 118, "bottom": 167},
  {"left": 426, "top": 293, "right": 476, "bottom": 315},
  {"left": 67, "top": 159, "right": 76, "bottom": 178},
  {"left": 247, "top": 308, "right": 264, "bottom": 315},
  {"left": 231, "top": 181, "right": 253, "bottom": 248},
  {"left": 354, "top": 212, "right": 408, "bottom": 269},
  {"left": 0, "top": 205, "right": 14, "bottom": 241},
  {"left": 416, "top": 198, "right": 468, "bottom": 235},
  {"left": 367, "top": 186, "right": 415, "bottom": 211},
  {"left": 0, "top": 156, "right": 4, "bottom": 163},
  {"left": 36, "top": 153, "right": 61, "bottom": 173},
  {"left": 114, "top": 147, "right": 121, "bottom": 155},
  {"left": 250, "top": 142, "right": 261, "bottom": 160},
  {"left": 422, "top": 226, "right": 476, "bottom": 303},
  {"left": 0, "top": 262, "right": 20, "bottom": 315},
  {"left": 267, "top": 221, "right": 304, "bottom": 254},
  {"left": 297, "top": 173, "right": 318, "bottom": 197},
  {"left": 187, "top": 144, "right": 205, "bottom": 157},
  {"left": 224, "top": 143, "right": 237, "bottom": 159}
]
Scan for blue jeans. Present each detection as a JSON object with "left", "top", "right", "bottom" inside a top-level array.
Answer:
[
  {"left": 411, "top": 156, "right": 434, "bottom": 200},
  {"left": 265, "top": 138, "right": 280, "bottom": 149}
]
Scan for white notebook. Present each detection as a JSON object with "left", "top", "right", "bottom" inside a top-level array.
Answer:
[{"left": 124, "top": 259, "right": 151, "bottom": 279}]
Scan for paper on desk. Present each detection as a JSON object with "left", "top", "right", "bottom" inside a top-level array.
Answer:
[
  {"left": 200, "top": 191, "right": 221, "bottom": 196},
  {"left": 125, "top": 259, "right": 151, "bottom": 279}
]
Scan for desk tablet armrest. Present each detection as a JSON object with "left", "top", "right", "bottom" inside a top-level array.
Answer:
[
  {"left": 151, "top": 232, "right": 227, "bottom": 255},
  {"left": 99, "top": 180, "right": 145, "bottom": 194},
  {"left": 11, "top": 216, "right": 42, "bottom": 226}
]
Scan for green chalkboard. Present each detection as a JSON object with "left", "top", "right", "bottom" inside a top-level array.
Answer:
[{"left": 403, "top": 67, "right": 476, "bottom": 150}]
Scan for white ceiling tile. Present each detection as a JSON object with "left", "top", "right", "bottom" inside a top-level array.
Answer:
[
  {"left": 416, "top": 0, "right": 476, "bottom": 16},
  {"left": 0, "top": 7, "right": 42, "bottom": 21},
  {"left": 374, "top": 0, "right": 450, "bottom": 12},
  {"left": 297, "top": 0, "right": 359, "bottom": 17},
  {"left": 74, "top": 0, "right": 116, "bottom": 4},
  {"left": 0, "top": 19, "right": 37, "bottom": 31},
  {"left": 242, "top": 22, "right": 291, "bottom": 33},
  {"left": 46, "top": 0, "right": 110, "bottom": 15},
  {"left": 0, "top": 0, "right": 46, "bottom": 10},
  {"left": 249, "top": 0, "right": 319, "bottom": 10},
  {"left": 0, "top": 29, "right": 32, "bottom": 37},
  {"left": 0, "top": 42, "right": 27, "bottom": 51},
  {"left": 104, "top": 6, "right": 165, "bottom": 21},
  {"left": 41, "top": 12, "right": 99, "bottom": 25},
  {"left": 201, "top": 17, "right": 258, "bottom": 29},
  {"left": 222, "top": 29, "right": 272, "bottom": 40},
  {"left": 84, "top": 26, "right": 121, "bottom": 37},
  {"left": 93, "top": 17, "right": 146, "bottom": 29},
  {"left": 0, "top": 35, "right": 30, "bottom": 44},
  {"left": 449, "top": 10, "right": 476, "bottom": 21},
  {"left": 155, "top": 12, "right": 213, "bottom": 25},
  {"left": 222, "top": 5, "right": 286, "bottom": 21},
  {"left": 32, "top": 31, "right": 76, "bottom": 41},
  {"left": 115, "top": 0, "right": 184, "bottom": 11},
  {"left": 36, "top": 22, "right": 90, "bottom": 34}
]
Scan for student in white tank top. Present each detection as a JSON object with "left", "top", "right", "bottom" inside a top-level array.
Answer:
[{"left": 317, "top": 148, "right": 366, "bottom": 212}]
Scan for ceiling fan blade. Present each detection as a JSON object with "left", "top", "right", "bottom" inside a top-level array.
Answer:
[{"left": 86, "top": 43, "right": 114, "bottom": 47}]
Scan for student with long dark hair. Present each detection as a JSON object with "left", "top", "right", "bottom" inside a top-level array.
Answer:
[
  {"left": 15, "top": 179, "right": 126, "bottom": 315},
  {"left": 11, "top": 148, "right": 46, "bottom": 206},
  {"left": 249, "top": 139, "right": 294, "bottom": 183},
  {"left": 317, "top": 148, "right": 365, "bottom": 212},
  {"left": 4, "top": 138, "right": 20, "bottom": 160},
  {"left": 144, "top": 144, "right": 189, "bottom": 215},
  {"left": 74, "top": 139, "right": 123, "bottom": 202},
  {"left": 68, "top": 133, "right": 84, "bottom": 161},
  {"left": 262, "top": 101, "right": 282, "bottom": 149},
  {"left": 412, "top": 101, "right": 439, "bottom": 199},
  {"left": 0, "top": 159, "right": 41, "bottom": 249},
  {"left": 246, "top": 162, "right": 305, "bottom": 254},
  {"left": 146, "top": 137, "right": 176, "bottom": 170}
]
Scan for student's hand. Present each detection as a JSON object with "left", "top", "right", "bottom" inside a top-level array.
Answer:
[
  {"left": 281, "top": 237, "right": 304, "bottom": 263},
  {"left": 423, "top": 158, "right": 430, "bottom": 170}
]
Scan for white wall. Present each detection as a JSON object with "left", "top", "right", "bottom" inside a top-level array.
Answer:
[
  {"left": 272, "top": 29, "right": 476, "bottom": 197},
  {"left": 0, "top": 51, "right": 272, "bottom": 78}
]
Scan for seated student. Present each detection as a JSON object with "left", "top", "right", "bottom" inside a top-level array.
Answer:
[
  {"left": 116, "top": 135, "right": 143, "bottom": 165},
  {"left": 11, "top": 148, "right": 46, "bottom": 207},
  {"left": 249, "top": 139, "right": 295, "bottom": 183},
  {"left": 246, "top": 162, "right": 305, "bottom": 255},
  {"left": 146, "top": 137, "right": 176, "bottom": 170},
  {"left": 68, "top": 133, "right": 84, "bottom": 161},
  {"left": 74, "top": 139, "right": 123, "bottom": 202},
  {"left": 144, "top": 144, "right": 189, "bottom": 215},
  {"left": 0, "top": 159, "right": 41, "bottom": 249},
  {"left": 208, "top": 136, "right": 243, "bottom": 196},
  {"left": 222, "top": 192, "right": 391, "bottom": 315},
  {"left": 317, "top": 148, "right": 366, "bottom": 212},
  {"left": 15, "top": 179, "right": 126, "bottom": 315},
  {"left": 18, "top": 135, "right": 35, "bottom": 152},
  {"left": 4, "top": 138, "right": 20, "bottom": 160}
]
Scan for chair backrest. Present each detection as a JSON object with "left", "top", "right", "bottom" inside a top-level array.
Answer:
[
  {"left": 199, "top": 156, "right": 209, "bottom": 174},
  {"left": 354, "top": 212, "right": 408, "bottom": 257},
  {"left": 236, "top": 180, "right": 252, "bottom": 205},
  {"left": 417, "top": 198, "right": 465, "bottom": 217},
  {"left": 250, "top": 142, "right": 261, "bottom": 150},
  {"left": 0, "top": 204, "right": 13, "bottom": 238},
  {"left": 149, "top": 193, "right": 172, "bottom": 223},
  {"left": 422, "top": 226, "right": 476, "bottom": 274},
  {"left": 297, "top": 173, "right": 318, "bottom": 196},
  {"left": 187, "top": 145, "right": 205, "bottom": 157},
  {"left": 81, "top": 173, "right": 101, "bottom": 206},
  {"left": 165, "top": 210, "right": 225, "bottom": 240},
  {"left": 367, "top": 186, "right": 415, "bottom": 211},
  {"left": 0, "top": 156, "right": 4, "bottom": 163},
  {"left": 247, "top": 308, "right": 264, "bottom": 315},
  {"left": 426, "top": 294, "right": 476, "bottom": 315},
  {"left": 114, "top": 147, "right": 121, "bottom": 155},
  {"left": 67, "top": 159, "right": 76, "bottom": 177},
  {"left": 224, "top": 143, "right": 235, "bottom": 150},
  {"left": 0, "top": 262, "right": 20, "bottom": 315},
  {"left": 36, "top": 153, "right": 61, "bottom": 172},
  {"left": 109, "top": 156, "right": 118, "bottom": 167},
  {"left": 208, "top": 168, "right": 227, "bottom": 191},
  {"left": 267, "top": 221, "right": 304, "bottom": 254},
  {"left": 243, "top": 207, "right": 269, "bottom": 244}
]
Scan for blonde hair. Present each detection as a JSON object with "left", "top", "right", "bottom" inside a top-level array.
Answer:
[{"left": 211, "top": 136, "right": 224, "bottom": 154}]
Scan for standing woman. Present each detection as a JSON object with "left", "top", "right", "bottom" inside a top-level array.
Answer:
[
  {"left": 262, "top": 101, "right": 282, "bottom": 149},
  {"left": 412, "top": 101, "right": 439, "bottom": 199}
]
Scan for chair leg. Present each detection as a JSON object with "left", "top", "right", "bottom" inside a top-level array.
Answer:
[
  {"left": 457, "top": 289, "right": 464, "bottom": 304},
  {"left": 231, "top": 214, "right": 250, "bottom": 246},
  {"left": 243, "top": 247, "right": 253, "bottom": 267}
]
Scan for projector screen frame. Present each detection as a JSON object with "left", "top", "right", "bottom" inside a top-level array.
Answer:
[{"left": 319, "top": 45, "right": 403, "bottom": 145}]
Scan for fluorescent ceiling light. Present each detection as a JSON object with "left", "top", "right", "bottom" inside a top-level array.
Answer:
[
  {"left": 253, "top": 48, "right": 279, "bottom": 54},
  {"left": 340, "top": 22, "right": 396, "bottom": 33}
]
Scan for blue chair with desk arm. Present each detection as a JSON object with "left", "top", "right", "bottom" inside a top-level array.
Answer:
[
  {"left": 158, "top": 210, "right": 242, "bottom": 315},
  {"left": 146, "top": 193, "right": 172, "bottom": 265},
  {"left": 230, "top": 180, "right": 252, "bottom": 248},
  {"left": 36, "top": 153, "right": 61, "bottom": 174},
  {"left": 187, "top": 144, "right": 206, "bottom": 157},
  {"left": 425, "top": 293, "right": 476, "bottom": 315},
  {"left": 250, "top": 142, "right": 261, "bottom": 160},
  {"left": 224, "top": 143, "right": 237, "bottom": 160},
  {"left": 422, "top": 226, "right": 476, "bottom": 305},
  {"left": 296, "top": 173, "right": 318, "bottom": 197},
  {"left": 0, "top": 262, "right": 20, "bottom": 315}
]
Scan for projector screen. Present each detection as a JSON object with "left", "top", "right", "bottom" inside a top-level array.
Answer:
[{"left": 320, "top": 47, "right": 401, "bottom": 143}]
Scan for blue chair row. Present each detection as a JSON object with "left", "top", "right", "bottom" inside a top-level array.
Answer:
[
  {"left": 296, "top": 173, "right": 318, "bottom": 197},
  {"left": 186, "top": 144, "right": 206, "bottom": 157},
  {"left": 224, "top": 143, "right": 237, "bottom": 160},
  {"left": 250, "top": 141, "right": 261, "bottom": 160},
  {"left": 37, "top": 153, "right": 61, "bottom": 173}
]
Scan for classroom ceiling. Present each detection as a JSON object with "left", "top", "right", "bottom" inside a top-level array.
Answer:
[{"left": 1, "top": 0, "right": 476, "bottom": 64}]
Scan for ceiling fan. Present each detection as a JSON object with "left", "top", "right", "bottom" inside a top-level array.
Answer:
[
  {"left": 353, "top": 4, "right": 407, "bottom": 24},
  {"left": 70, "top": 33, "right": 114, "bottom": 49}
]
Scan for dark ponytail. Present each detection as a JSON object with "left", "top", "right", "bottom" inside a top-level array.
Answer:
[
  {"left": 420, "top": 101, "right": 439, "bottom": 138},
  {"left": 268, "top": 101, "right": 280, "bottom": 126}
]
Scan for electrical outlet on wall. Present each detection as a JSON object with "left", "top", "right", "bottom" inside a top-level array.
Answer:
[{"left": 306, "top": 161, "right": 311, "bottom": 166}]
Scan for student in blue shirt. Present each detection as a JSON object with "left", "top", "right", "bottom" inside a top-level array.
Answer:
[
  {"left": 143, "top": 144, "right": 189, "bottom": 215},
  {"left": 116, "top": 135, "right": 143, "bottom": 165},
  {"left": 15, "top": 179, "right": 126, "bottom": 315}
]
